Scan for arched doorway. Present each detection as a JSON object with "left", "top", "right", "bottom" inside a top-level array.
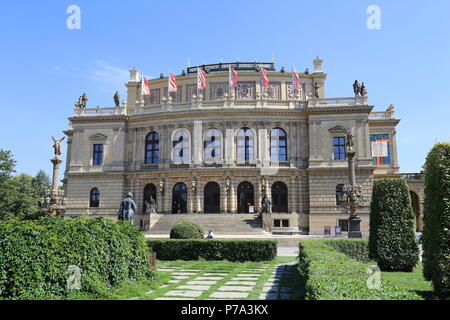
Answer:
[
  {"left": 410, "top": 191, "right": 421, "bottom": 231},
  {"left": 237, "top": 181, "right": 254, "bottom": 213},
  {"left": 143, "top": 184, "right": 157, "bottom": 213},
  {"left": 272, "top": 181, "right": 288, "bottom": 212},
  {"left": 204, "top": 182, "right": 220, "bottom": 213},
  {"left": 172, "top": 183, "right": 187, "bottom": 214}
]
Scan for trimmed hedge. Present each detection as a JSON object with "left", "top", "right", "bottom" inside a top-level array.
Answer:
[
  {"left": 422, "top": 142, "right": 450, "bottom": 297},
  {"left": 369, "top": 178, "right": 419, "bottom": 271},
  {"left": 0, "top": 217, "right": 154, "bottom": 299},
  {"left": 324, "top": 239, "right": 370, "bottom": 262},
  {"left": 298, "top": 240, "right": 421, "bottom": 300},
  {"left": 148, "top": 239, "right": 277, "bottom": 262},
  {"left": 170, "top": 221, "right": 204, "bottom": 239}
]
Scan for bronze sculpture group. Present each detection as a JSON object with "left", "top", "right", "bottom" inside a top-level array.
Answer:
[{"left": 353, "top": 80, "right": 368, "bottom": 96}]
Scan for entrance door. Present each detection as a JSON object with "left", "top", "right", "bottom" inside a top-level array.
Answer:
[
  {"left": 204, "top": 182, "right": 220, "bottom": 213},
  {"left": 237, "top": 181, "right": 254, "bottom": 213},
  {"left": 143, "top": 183, "right": 157, "bottom": 213},
  {"left": 172, "top": 183, "right": 187, "bottom": 214}
]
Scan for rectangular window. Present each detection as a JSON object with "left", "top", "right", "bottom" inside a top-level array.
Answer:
[
  {"left": 333, "top": 137, "right": 346, "bottom": 160},
  {"left": 370, "top": 134, "right": 392, "bottom": 165},
  {"left": 93, "top": 144, "right": 103, "bottom": 166},
  {"left": 338, "top": 219, "right": 349, "bottom": 232},
  {"left": 282, "top": 219, "right": 289, "bottom": 227},
  {"left": 273, "top": 219, "right": 289, "bottom": 228}
]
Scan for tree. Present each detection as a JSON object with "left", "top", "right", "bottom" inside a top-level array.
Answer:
[
  {"left": 32, "top": 170, "right": 51, "bottom": 198},
  {"left": 0, "top": 149, "right": 16, "bottom": 184},
  {"left": 422, "top": 142, "right": 450, "bottom": 298},
  {"left": 0, "top": 174, "right": 40, "bottom": 220},
  {"left": 369, "top": 178, "right": 419, "bottom": 272}
]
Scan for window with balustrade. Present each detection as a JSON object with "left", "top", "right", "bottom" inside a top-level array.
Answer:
[
  {"left": 145, "top": 132, "right": 159, "bottom": 164},
  {"left": 203, "top": 128, "right": 222, "bottom": 164},
  {"left": 236, "top": 127, "right": 254, "bottom": 164},
  {"left": 172, "top": 129, "right": 190, "bottom": 163},
  {"left": 270, "top": 128, "right": 287, "bottom": 162}
]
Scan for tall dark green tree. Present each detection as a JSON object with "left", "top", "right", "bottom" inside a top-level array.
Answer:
[
  {"left": 32, "top": 170, "right": 51, "bottom": 198},
  {"left": 369, "top": 178, "right": 419, "bottom": 272},
  {"left": 0, "top": 149, "right": 16, "bottom": 184},
  {"left": 422, "top": 142, "right": 450, "bottom": 298}
]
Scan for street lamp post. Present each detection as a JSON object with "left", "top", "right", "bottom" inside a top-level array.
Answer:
[{"left": 338, "top": 128, "right": 368, "bottom": 238}]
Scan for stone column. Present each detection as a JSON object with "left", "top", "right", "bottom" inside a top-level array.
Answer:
[
  {"left": 289, "top": 122, "right": 297, "bottom": 163},
  {"left": 222, "top": 177, "right": 228, "bottom": 213},
  {"left": 256, "top": 179, "right": 262, "bottom": 213},
  {"left": 230, "top": 178, "right": 236, "bottom": 214},
  {"left": 196, "top": 179, "right": 202, "bottom": 213},
  {"left": 51, "top": 157, "right": 63, "bottom": 197},
  {"left": 193, "top": 121, "right": 203, "bottom": 167},
  {"left": 289, "top": 176, "right": 298, "bottom": 214}
]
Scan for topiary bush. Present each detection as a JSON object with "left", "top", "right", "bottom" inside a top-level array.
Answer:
[
  {"left": 148, "top": 239, "right": 277, "bottom": 262},
  {"left": 169, "top": 221, "right": 204, "bottom": 239},
  {"left": 369, "top": 178, "right": 419, "bottom": 272},
  {"left": 324, "top": 239, "right": 370, "bottom": 262},
  {"left": 422, "top": 142, "right": 450, "bottom": 298},
  {"left": 0, "top": 217, "right": 154, "bottom": 300}
]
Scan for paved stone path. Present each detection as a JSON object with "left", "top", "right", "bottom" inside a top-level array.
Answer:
[{"left": 139, "top": 261, "right": 298, "bottom": 300}]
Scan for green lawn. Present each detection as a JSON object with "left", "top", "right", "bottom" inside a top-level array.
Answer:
[{"left": 381, "top": 263, "right": 436, "bottom": 300}]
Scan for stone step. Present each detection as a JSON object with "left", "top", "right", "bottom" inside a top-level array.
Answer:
[{"left": 147, "top": 213, "right": 266, "bottom": 236}]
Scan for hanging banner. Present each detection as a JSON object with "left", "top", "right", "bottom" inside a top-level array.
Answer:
[{"left": 371, "top": 141, "right": 388, "bottom": 157}]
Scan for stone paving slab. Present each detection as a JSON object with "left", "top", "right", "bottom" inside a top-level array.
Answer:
[
  {"left": 165, "top": 290, "right": 203, "bottom": 298},
  {"left": 172, "top": 276, "right": 189, "bottom": 279},
  {"left": 203, "top": 273, "right": 228, "bottom": 276},
  {"left": 155, "top": 297, "right": 192, "bottom": 300},
  {"left": 177, "top": 285, "right": 211, "bottom": 291},
  {"left": 187, "top": 280, "right": 217, "bottom": 285},
  {"left": 146, "top": 290, "right": 153, "bottom": 294},
  {"left": 172, "top": 272, "right": 197, "bottom": 275},
  {"left": 225, "top": 281, "right": 257, "bottom": 286},
  {"left": 158, "top": 269, "right": 176, "bottom": 272},
  {"left": 179, "top": 269, "right": 201, "bottom": 272},
  {"left": 159, "top": 285, "right": 168, "bottom": 288},
  {"left": 231, "top": 277, "right": 259, "bottom": 281},
  {"left": 218, "top": 286, "right": 253, "bottom": 292},
  {"left": 195, "top": 276, "right": 224, "bottom": 280},
  {"left": 259, "top": 293, "right": 278, "bottom": 300},
  {"left": 236, "top": 274, "right": 260, "bottom": 277},
  {"left": 210, "top": 292, "right": 249, "bottom": 299}
]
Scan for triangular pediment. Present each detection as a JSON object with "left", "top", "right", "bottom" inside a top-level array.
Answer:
[
  {"left": 328, "top": 125, "right": 348, "bottom": 133},
  {"left": 88, "top": 133, "right": 107, "bottom": 141}
]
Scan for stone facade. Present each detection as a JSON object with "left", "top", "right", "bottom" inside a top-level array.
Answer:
[{"left": 63, "top": 58, "right": 408, "bottom": 235}]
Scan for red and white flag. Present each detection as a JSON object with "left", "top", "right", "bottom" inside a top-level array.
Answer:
[
  {"left": 168, "top": 73, "right": 177, "bottom": 93},
  {"left": 260, "top": 67, "right": 269, "bottom": 88},
  {"left": 197, "top": 68, "right": 206, "bottom": 90},
  {"left": 141, "top": 75, "right": 150, "bottom": 96},
  {"left": 292, "top": 67, "right": 301, "bottom": 89},
  {"left": 229, "top": 67, "right": 238, "bottom": 88}
]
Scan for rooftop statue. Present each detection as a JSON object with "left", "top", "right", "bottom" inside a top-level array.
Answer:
[
  {"left": 353, "top": 80, "right": 360, "bottom": 96},
  {"left": 360, "top": 82, "right": 367, "bottom": 96},
  {"left": 81, "top": 93, "right": 88, "bottom": 108},
  {"left": 52, "top": 136, "right": 65, "bottom": 157},
  {"left": 114, "top": 91, "right": 120, "bottom": 107}
]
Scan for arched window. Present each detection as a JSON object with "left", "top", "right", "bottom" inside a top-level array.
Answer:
[
  {"left": 203, "top": 128, "right": 222, "bottom": 163},
  {"left": 145, "top": 132, "right": 159, "bottom": 164},
  {"left": 172, "top": 129, "right": 190, "bottom": 163},
  {"left": 336, "top": 184, "right": 345, "bottom": 205},
  {"left": 172, "top": 183, "right": 187, "bottom": 214},
  {"left": 270, "top": 128, "right": 287, "bottom": 162},
  {"left": 236, "top": 128, "right": 254, "bottom": 163},
  {"left": 90, "top": 188, "right": 100, "bottom": 208},
  {"left": 272, "top": 181, "right": 288, "bottom": 212}
]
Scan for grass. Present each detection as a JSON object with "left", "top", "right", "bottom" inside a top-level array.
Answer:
[{"left": 381, "top": 263, "right": 436, "bottom": 300}]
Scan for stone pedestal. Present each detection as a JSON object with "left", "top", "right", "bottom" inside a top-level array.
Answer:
[{"left": 348, "top": 215, "right": 362, "bottom": 238}]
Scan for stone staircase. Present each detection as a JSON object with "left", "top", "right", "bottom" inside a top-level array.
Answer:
[{"left": 146, "top": 214, "right": 267, "bottom": 235}]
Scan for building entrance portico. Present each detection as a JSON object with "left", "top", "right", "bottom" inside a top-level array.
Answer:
[
  {"left": 237, "top": 181, "right": 255, "bottom": 213},
  {"left": 204, "top": 181, "right": 220, "bottom": 213},
  {"left": 172, "top": 183, "right": 187, "bottom": 214}
]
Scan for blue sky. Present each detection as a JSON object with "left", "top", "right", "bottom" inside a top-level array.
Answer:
[{"left": 0, "top": 0, "right": 449, "bottom": 177}]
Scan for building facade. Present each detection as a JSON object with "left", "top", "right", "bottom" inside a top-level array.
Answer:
[{"left": 63, "top": 58, "right": 412, "bottom": 235}]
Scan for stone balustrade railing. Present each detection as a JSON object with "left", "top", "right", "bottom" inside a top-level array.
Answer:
[
  {"left": 368, "top": 111, "right": 394, "bottom": 119},
  {"left": 72, "top": 96, "right": 371, "bottom": 117}
]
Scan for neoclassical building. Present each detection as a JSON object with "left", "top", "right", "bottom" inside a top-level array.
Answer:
[{"left": 63, "top": 58, "right": 418, "bottom": 235}]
